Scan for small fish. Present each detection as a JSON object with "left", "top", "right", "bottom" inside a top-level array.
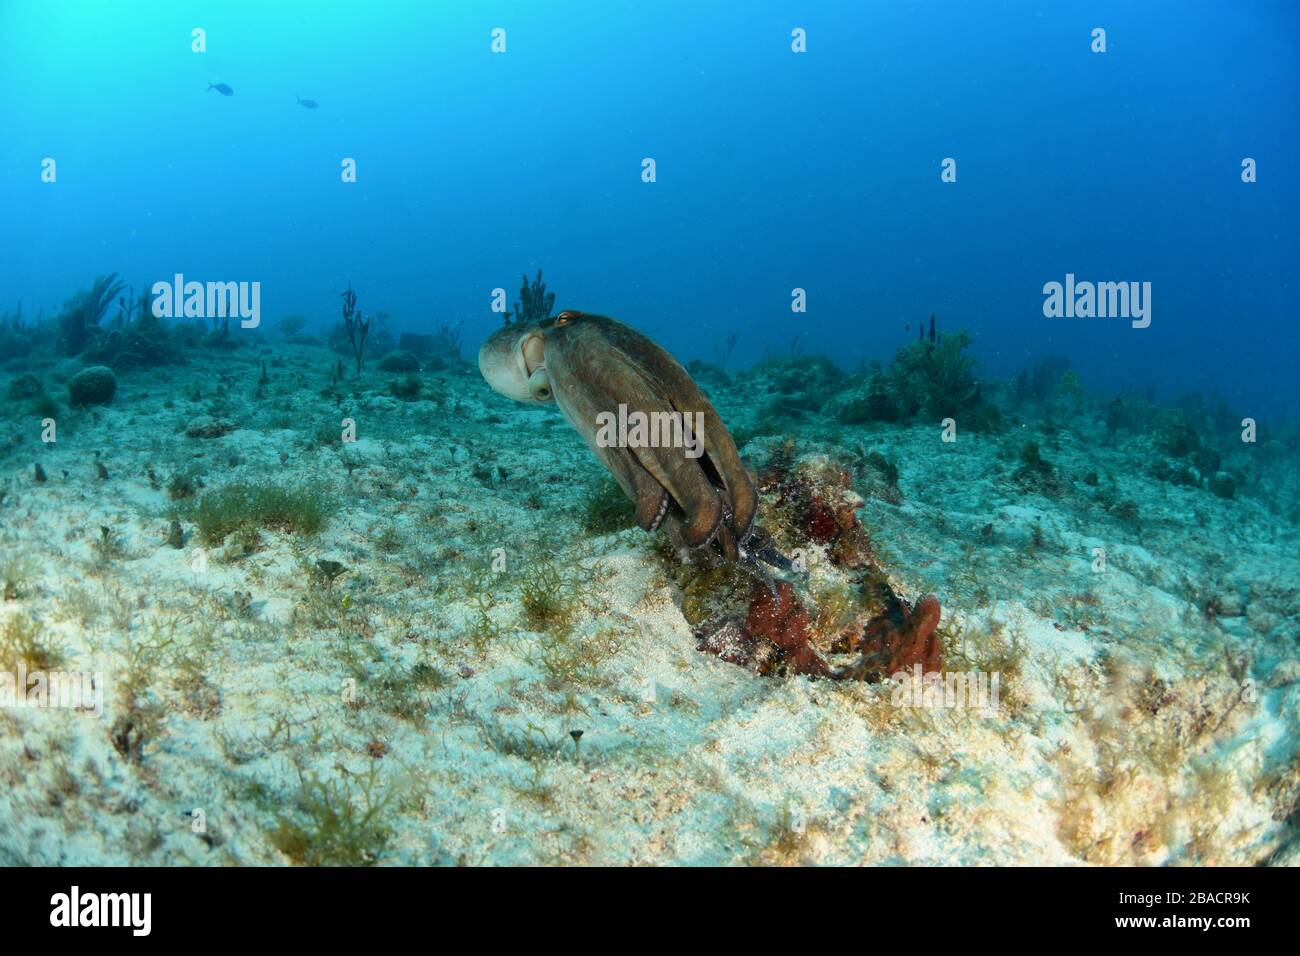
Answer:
[
  {"left": 296, "top": 95, "right": 319, "bottom": 109},
  {"left": 206, "top": 82, "right": 234, "bottom": 96}
]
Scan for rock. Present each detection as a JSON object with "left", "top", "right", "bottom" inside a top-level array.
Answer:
[
  {"left": 1266, "top": 834, "right": 1300, "bottom": 867},
  {"left": 680, "top": 565, "right": 751, "bottom": 626},
  {"left": 743, "top": 581, "right": 833, "bottom": 678},
  {"left": 1209, "top": 472, "right": 1236, "bottom": 500},
  {"left": 694, "top": 617, "right": 760, "bottom": 669},
  {"left": 84, "top": 326, "right": 185, "bottom": 370},
  {"left": 1216, "top": 592, "right": 1246, "bottom": 618},
  {"left": 314, "top": 559, "right": 348, "bottom": 583},
  {"left": 759, "top": 452, "right": 874, "bottom": 568},
  {"left": 378, "top": 350, "right": 421, "bottom": 373},
  {"left": 364, "top": 394, "right": 403, "bottom": 413},
  {"left": 184, "top": 415, "right": 237, "bottom": 439},
  {"left": 829, "top": 375, "right": 900, "bottom": 425},
  {"left": 853, "top": 594, "right": 943, "bottom": 677},
  {"left": 68, "top": 366, "right": 117, "bottom": 406},
  {"left": 1267, "top": 660, "right": 1300, "bottom": 690},
  {"left": 7, "top": 373, "right": 43, "bottom": 400}
]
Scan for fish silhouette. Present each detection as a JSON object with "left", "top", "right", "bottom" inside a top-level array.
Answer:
[
  {"left": 206, "top": 82, "right": 234, "bottom": 96},
  {"left": 296, "top": 95, "right": 319, "bottom": 109}
]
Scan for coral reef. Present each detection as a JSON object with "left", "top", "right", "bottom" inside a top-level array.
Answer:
[
  {"left": 83, "top": 292, "right": 185, "bottom": 369},
  {"left": 847, "top": 593, "right": 942, "bottom": 678},
  {"left": 889, "top": 328, "right": 978, "bottom": 417},
  {"left": 57, "top": 273, "right": 123, "bottom": 356},
  {"left": 184, "top": 415, "right": 237, "bottom": 439},
  {"left": 1011, "top": 441, "right": 1069, "bottom": 498},
  {"left": 506, "top": 269, "right": 555, "bottom": 325},
  {"left": 7, "top": 374, "right": 43, "bottom": 400},
  {"left": 830, "top": 315, "right": 995, "bottom": 428},
  {"left": 758, "top": 445, "right": 875, "bottom": 568},
  {"left": 683, "top": 443, "right": 946, "bottom": 683},
  {"left": 387, "top": 373, "right": 424, "bottom": 401},
  {"left": 1011, "top": 355, "right": 1072, "bottom": 403},
  {"left": 339, "top": 283, "right": 370, "bottom": 375},
  {"left": 67, "top": 365, "right": 118, "bottom": 406},
  {"left": 0, "top": 301, "right": 40, "bottom": 361},
  {"left": 378, "top": 350, "right": 421, "bottom": 373},
  {"left": 742, "top": 581, "right": 831, "bottom": 677}
]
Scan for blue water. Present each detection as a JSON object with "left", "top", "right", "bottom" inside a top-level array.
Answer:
[{"left": 2, "top": 0, "right": 1296, "bottom": 413}]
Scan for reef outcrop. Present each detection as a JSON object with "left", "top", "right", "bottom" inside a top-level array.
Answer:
[
  {"left": 68, "top": 365, "right": 117, "bottom": 406},
  {"left": 688, "top": 442, "right": 943, "bottom": 681}
]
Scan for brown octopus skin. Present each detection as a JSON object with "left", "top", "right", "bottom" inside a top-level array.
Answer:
[{"left": 526, "top": 310, "right": 759, "bottom": 559}]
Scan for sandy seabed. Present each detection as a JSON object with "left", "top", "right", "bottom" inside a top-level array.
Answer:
[{"left": 1, "top": 338, "right": 1297, "bottom": 866}]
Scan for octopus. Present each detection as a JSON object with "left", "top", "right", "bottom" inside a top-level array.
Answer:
[
  {"left": 478, "top": 309, "right": 795, "bottom": 587},
  {"left": 480, "top": 309, "right": 943, "bottom": 679}
]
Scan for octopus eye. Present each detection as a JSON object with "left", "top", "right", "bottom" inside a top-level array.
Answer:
[{"left": 554, "top": 310, "right": 579, "bottom": 325}]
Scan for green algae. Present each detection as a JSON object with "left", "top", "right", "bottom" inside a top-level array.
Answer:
[{"left": 192, "top": 482, "right": 332, "bottom": 544}]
